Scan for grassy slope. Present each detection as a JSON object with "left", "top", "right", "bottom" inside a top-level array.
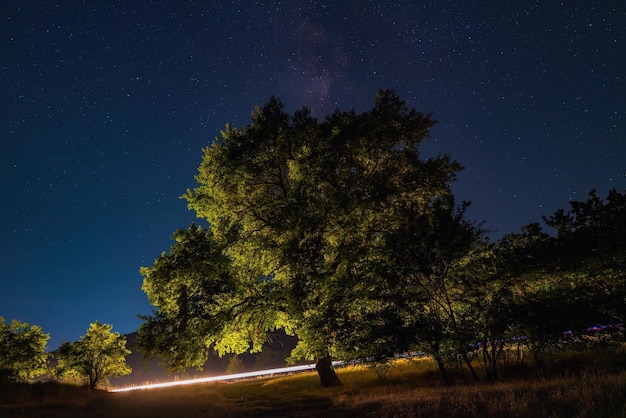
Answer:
[{"left": 2, "top": 354, "right": 626, "bottom": 418}]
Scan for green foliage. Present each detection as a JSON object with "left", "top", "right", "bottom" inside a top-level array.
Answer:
[
  {"left": 488, "top": 189, "right": 626, "bottom": 375},
  {"left": 181, "top": 90, "right": 465, "bottom": 362},
  {"left": 407, "top": 188, "right": 626, "bottom": 381},
  {"left": 56, "top": 321, "right": 131, "bottom": 390},
  {"left": 225, "top": 355, "right": 245, "bottom": 374},
  {"left": 140, "top": 90, "right": 474, "bottom": 387},
  {"left": 138, "top": 224, "right": 283, "bottom": 371},
  {"left": 0, "top": 317, "right": 49, "bottom": 382},
  {"left": 365, "top": 195, "right": 487, "bottom": 382}
]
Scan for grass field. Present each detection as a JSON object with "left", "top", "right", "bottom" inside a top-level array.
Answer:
[{"left": 2, "top": 352, "right": 626, "bottom": 417}]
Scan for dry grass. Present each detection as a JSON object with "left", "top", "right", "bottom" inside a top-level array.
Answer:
[
  {"left": 2, "top": 354, "right": 626, "bottom": 417},
  {"left": 335, "top": 370, "right": 626, "bottom": 417}
]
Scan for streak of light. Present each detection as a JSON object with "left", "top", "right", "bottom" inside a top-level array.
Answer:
[{"left": 109, "top": 364, "right": 319, "bottom": 392}]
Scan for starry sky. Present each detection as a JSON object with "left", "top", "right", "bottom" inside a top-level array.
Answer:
[{"left": 2, "top": 1, "right": 624, "bottom": 351}]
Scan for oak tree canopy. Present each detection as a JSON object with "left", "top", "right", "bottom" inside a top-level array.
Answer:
[{"left": 139, "top": 90, "right": 473, "bottom": 386}]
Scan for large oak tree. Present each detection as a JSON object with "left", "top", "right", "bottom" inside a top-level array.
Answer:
[{"left": 139, "top": 90, "right": 471, "bottom": 386}]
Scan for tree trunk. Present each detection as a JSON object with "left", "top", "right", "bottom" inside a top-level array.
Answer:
[
  {"left": 315, "top": 356, "right": 341, "bottom": 387},
  {"left": 484, "top": 346, "right": 498, "bottom": 383},
  {"left": 460, "top": 351, "right": 480, "bottom": 381},
  {"left": 432, "top": 352, "right": 452, "bottom": 386}
]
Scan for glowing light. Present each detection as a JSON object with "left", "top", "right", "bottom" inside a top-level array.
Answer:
[{"left": 110, "top": 364, "right": 318, "bottom": 392}]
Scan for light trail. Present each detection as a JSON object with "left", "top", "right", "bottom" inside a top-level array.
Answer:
[{"left": 109, "top": 363, "right": 318, "bottom": 392}]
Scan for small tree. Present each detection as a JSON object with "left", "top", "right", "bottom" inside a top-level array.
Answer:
[
  {"left": 56, "top": 322, "right": 131, "bottom": 390},
  {"left": 0, "top": 317, "right": 49, "bottom": 382},
  {"left": 225, "top": 355, "right": 245, "bottom": 374}
]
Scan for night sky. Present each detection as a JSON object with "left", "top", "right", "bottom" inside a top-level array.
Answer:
[{"left": 2, "top": 1, "right": 624, "bottom": 351}]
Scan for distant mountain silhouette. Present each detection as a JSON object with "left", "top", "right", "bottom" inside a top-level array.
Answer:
[{"left": 109, "top": 330, "right": 298, "bottom": 388}]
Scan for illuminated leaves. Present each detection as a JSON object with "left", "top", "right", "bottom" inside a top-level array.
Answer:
[
  {"left": 0, "top": 317, "right": 50, "bottom": 382},
  {"left": 142, "top": 91, "right": 470, "bottom": 382},
  {"left": 183, "top": 90, "right": 464, "bottom": 361},
  {"left": 56, "top": 321, "right": 131, "bottom": 390}
]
